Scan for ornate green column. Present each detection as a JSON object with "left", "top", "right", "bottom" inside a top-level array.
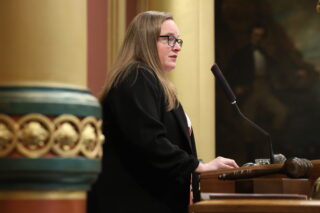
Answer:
[{"left": 0, "top": 1, "right": 103, "bottom": 213}]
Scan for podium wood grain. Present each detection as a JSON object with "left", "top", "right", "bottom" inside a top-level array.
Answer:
[{"left": 189, "top": 199, "right": 320, "bottom": 213}]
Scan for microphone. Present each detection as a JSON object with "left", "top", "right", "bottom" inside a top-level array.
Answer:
[
  {"left": 211, "top": 64, "right": 275, "bottom": 164},
  {"left": 211, "top": 64, "right": 237, "bottom": 104}
]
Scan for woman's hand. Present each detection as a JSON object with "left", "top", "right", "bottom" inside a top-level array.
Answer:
[{"left": 195, "top": 156, "right": 238, "bottom": 173}]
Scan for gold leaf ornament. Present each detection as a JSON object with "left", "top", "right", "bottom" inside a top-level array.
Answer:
[
  {"left": 55, "top": 122, "right": 79, "bottom": 150},
  {"left": 19, "top": 121, "right": 49, "bottom": 149}
]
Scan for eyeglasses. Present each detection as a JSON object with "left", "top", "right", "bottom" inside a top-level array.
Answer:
[{"left": 159, "top": 35, "right": 183, "bottom": 47}]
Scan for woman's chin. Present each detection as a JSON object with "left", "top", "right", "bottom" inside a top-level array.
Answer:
[{"left": 163, "top": 65, "right": 176, "bottom": 73}]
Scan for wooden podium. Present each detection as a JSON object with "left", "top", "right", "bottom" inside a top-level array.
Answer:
[
  {"left": 189, "top": 199, "right": 320, "bottom": 213},
  {"left": 189, "top": 160, "right": 320, "bottom": 213},
  {"left": 200, "top": 160, "right": 320, "bottom": 194}
]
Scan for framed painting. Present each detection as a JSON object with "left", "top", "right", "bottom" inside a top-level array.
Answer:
[{"left": 215, "top": 0, "right": 320, "bottom": 165}]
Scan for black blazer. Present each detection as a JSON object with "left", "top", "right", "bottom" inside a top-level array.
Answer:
[{"left": 88, "top": 64, "right": 200, "bottom": 213}]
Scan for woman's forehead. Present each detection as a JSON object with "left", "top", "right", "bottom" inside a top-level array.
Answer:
[{"left": 160, "top": 20, "right": 180, "bottom": 37}]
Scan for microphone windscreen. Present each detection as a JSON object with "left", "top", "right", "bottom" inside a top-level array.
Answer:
[{"left": 211, "top": 64, "right": 237, "bottom": 103}]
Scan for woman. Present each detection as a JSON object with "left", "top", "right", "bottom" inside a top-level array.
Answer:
[{"left": 88, "top": 11, "right": 238, "bottom": 213}]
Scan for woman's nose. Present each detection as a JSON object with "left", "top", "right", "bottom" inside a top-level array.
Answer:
[{"left": 173, "top": 43, "right": 181, "bottom": 51}]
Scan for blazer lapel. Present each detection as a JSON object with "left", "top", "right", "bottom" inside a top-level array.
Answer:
[{"left": 172, "top": 105, "right": 193, "bottom": 152}]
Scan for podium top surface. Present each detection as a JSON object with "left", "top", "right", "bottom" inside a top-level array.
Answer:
[{"left": 200, "top": 160, "right": 320, "bottom": 180}]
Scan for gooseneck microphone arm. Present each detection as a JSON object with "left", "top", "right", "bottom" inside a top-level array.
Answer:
[
  {"left": 211, "top": 64, "right": 275, "bottom": 164},
  {"left": 233, "top": 103, "right": 275, "bottom": 164}
]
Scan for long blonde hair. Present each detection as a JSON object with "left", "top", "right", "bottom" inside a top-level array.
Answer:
[{"left": 101, "top": 11, "right": 178, "bottom": 111}]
